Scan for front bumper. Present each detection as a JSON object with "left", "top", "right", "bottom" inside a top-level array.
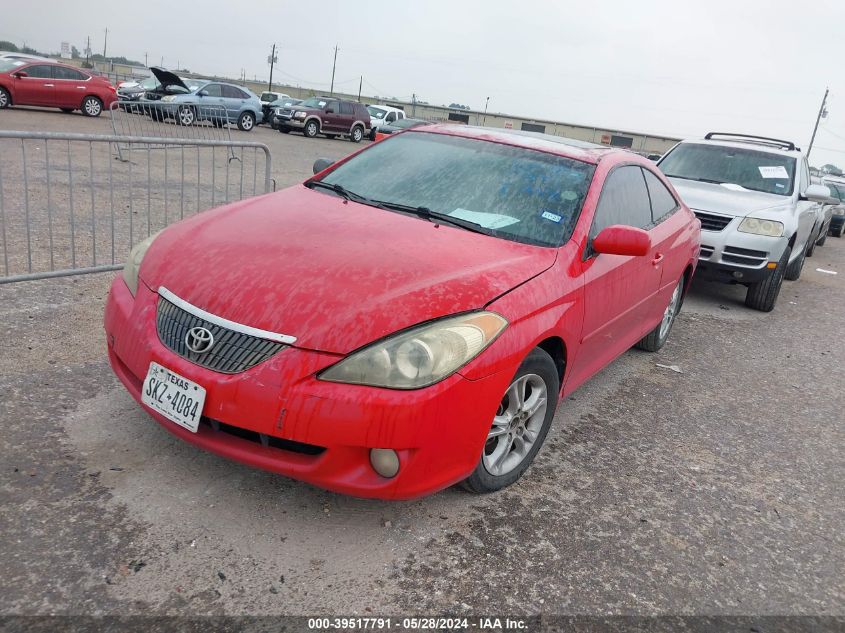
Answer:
[
  {"left": 274, "top": 115, "right": 305, "bottom": 131},
  {"left": 696, "top": 223, "right": 788, "bottom": 285},
  {"left": 104, "top": 277, "right": 513, "bottom": 499}
]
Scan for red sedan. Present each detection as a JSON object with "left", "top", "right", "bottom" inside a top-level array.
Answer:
[
  {"left": 104, "top": 125, "right": 700, "bottom": 499},
  {"left": 0, "top": 58, "right": 117, "bottom": 116}
]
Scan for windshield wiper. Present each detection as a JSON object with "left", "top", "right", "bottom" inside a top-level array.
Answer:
[
  {"left": 667, "top": 175, "right": 728, "bottom": 185},
  {"left": 305, "top": 180, "right": 379, "bottom": 206},
  {"left": 373, "top": 200, "right": 493, "bottom": 236}
]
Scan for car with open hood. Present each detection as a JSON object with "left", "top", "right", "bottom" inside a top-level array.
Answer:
[
  {"left": 658, "top": 133, "right": 830, "bottom": 312},
  {"left": 142, "top": 67, "right": 262, "bottom": 131},
  {"left": 105, "top": 125, "right": 700, "bottom": 499}
]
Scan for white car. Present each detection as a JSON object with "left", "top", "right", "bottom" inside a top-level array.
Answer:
[
  {"left": 367, "top": 104, "right": 405, "bottom": 132},
  {"left": 658, "top": 132, "right": 830, "bottom": 312}
]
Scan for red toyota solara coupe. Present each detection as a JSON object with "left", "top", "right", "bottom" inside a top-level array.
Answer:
[
  {"left": 104, "top": 125, "right": 700, "bottom": 499},
  {"left": 0, "top": 58, "right": 117, "bottom": 116}
]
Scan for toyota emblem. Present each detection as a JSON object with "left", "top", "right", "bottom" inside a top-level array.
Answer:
[{"left": 185, "top": 326, "right": 214, "bottom": 354}]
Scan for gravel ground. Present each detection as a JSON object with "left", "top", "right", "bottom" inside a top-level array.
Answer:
[{"left": 0, "top": 108, "right": 843, "bottom": 630}]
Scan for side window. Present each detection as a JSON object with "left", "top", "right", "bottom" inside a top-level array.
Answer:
[
  {"left": 339, "top": 101, "right": 353, "bottom": 115},
  {"left": 325, "top": 100, "right": 339, "bottom": 112},
  {"left": 385, "top": 111, "right": 397, "bottom": 122},
  {"left": 54, "top": 67, "right": 87, "bottom": 81},
  {"left": 23, "top": 65, "right": 54, "bottom": 79},
  {"left": 202, "top": 84, "right": 222, "bottom": 97},
  {"left": 590, "top": 165, "right": 653, "bottom": 239},
  {"left": 642, "top": 168, "right": 679, "bottom": 223}
]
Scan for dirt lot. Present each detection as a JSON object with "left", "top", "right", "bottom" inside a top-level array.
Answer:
[{"left": 0, "top": 108, "right": 843, "bottom": 625}]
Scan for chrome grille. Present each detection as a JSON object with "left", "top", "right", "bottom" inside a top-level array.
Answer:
[
  {"left": 722, "top": 245, "right": 767, "bottom": 267},
  {"left": 699, "top": 245, "right": 715, "bottom": 259},
  {"left": 156, "top": 297, "right": 286, "bottom": 373},
  {"left": 694, "top": 210, "right": 733, "bottom": 232}
]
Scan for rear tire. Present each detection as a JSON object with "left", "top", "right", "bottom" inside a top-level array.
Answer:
[
  {"left": 635, "top": 277, "right": 684, "bottom": 352},
  {"left": 350, "top": 125, "right": 364, "bottom": 143},
  {"left": 784, "top": 240, "right": 807, "bottom": 281},
  {"left": 462, "top": 348, "right": 558, "bottom": 494},
  {"left": 0, "top": 87, "right": 10, "bottom": 109},
  {"left": 303, "top": 119, "right": 320, "bottom": 138},
  {"left": 81, "top": 96, "right": 103, "bottom": 117},
  {"left": 745, "top": 247, "right": 789, "bottom": 312},
  {"left": 237, "top": 111, "right": 255, "bottom": 131}
]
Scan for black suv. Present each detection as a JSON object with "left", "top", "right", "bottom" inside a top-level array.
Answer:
[{"left": 274, "top": 96, "right": 371, "bottom": 142}]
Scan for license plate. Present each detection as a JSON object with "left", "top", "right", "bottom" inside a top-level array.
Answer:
[{"left": 141, "top": 362, "right": 206, "bottom": 433}]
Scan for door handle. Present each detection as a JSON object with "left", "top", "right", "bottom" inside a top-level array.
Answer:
[
  {"left": 43, "top": 83, "right": 54, "bottom": 87},
  {"left": 76, "top": 86, "right": 86, "bottom": 89},
  {"left": 652, "top": 253, "right": 665, "bottom": 266}
]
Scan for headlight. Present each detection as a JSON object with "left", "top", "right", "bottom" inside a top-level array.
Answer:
[
  {"left": 293, "top": 111, "right": 307, "bottom": 119},
  {"left": 737, "top": 217, "right": 784, "bottom": 237},
  {"left": 122, "top": 232, "right": 161, "bottom": 296},
  {"left": 833, "top": 208, "right": 845, "bottom": 216},
  {"left": 319, "top": 312, "right": 508, "bottom": 389},
  {"left": 160, "top": 95, "right": 176, "bottom": 103}
]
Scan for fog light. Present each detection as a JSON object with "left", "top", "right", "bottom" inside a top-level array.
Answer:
[
  {"left": 369, "top": 449, "right": 400, "bottom": 478},
  {"left": 733, "top": 271, "right": 743, "bottom": 279}
]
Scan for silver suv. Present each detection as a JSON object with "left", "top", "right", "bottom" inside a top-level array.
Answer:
[{"left": 658, "top": 133, "right": 830, "bottom": 311}]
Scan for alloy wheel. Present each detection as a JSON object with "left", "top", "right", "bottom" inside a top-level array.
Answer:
[
  {"left": 483, "top": 374, "right": 548, "bottom": 477},
  {"left": 659, "top": 280, "right": 682, "bottom": 340},
  {"left": 179, "top": 107, "right": 195, "bottom": 126},
  {"left": 84, "top": 98, "right": 101, "bottom": 116},
  {"left": 0, "top": 90, "right": 8, "bottom": 108}
]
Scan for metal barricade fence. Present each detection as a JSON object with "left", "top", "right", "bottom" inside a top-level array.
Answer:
[
  {"left": 0, "top": 131, "right": 274, "bottom": 284},
  {"left": 110, "top": 101, "right": 233, "bottom": 161}
]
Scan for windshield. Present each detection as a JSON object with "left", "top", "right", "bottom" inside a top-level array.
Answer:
[
  {"left": 0, "top": 59, "right": 25, "bottom": 72},
  {"left": 260, "top": 92, "right": 278, "bottom": 102},
  {"left": 368, "top": 106, "right": 387, "bottom": 119},
  {"left": 300, "top": 97, "right": 328, "bottom": 109},
  {"left": 659, "top": 143, "right": 796, "bottom": 196},
  {"left": 319, "top": 132, "right": 595, "bottom": 247},
  {"left": 139, "top": 77, "right": 159, "bottom": 90},
  {"left": 184, "top": 79, "right": 205, "bottom": 92}
]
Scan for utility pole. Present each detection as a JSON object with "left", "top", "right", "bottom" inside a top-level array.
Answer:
[
  {"left": 85, "top": 35, "right": 91, "bottom": 65},
  {"left": 483, "top": 96, "right": 490, "bottom": 126},
  {"left": 412, "top": 93, "right": 417, "bottom": 117},
  {"left": 267, "top": 43, "right": 277, "bottom": 92},
  {"left": 144, "top": 52, "right": 148, "bottom": 68},
  {"left": 807, "top": 87, "right": 829, "bottom": 160},
  {"left": 329, "top": 45, "right": 338, "bottom": 96},
  {"left": 358, "top": 75, "right": 362, "bottom": 101},
  {"left": 103, "top": 28, "right": 108, "bottom": 58}
]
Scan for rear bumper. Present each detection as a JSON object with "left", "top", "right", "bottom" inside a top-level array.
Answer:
[{"left": 104, "top": 276, "right": 514, "bottom": 499}]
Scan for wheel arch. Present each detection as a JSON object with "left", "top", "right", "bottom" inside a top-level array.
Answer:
[
  {"left": 535, "top": 336, "right": 566, "bottom": 389},
  {"left": 0, "top": 82, "right": 12, "bottom": 105}
]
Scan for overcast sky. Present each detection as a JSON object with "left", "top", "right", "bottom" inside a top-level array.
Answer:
[{"left": 3, "top": 0, "right": 845, "bottom": 166}]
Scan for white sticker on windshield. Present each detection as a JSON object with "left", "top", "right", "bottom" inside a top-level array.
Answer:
[
  {"left": 759, "top": 166, "right": 789, "bottom": 179},
  {"left": 449, "top": 208, "right": 520, "bottom": 229}
]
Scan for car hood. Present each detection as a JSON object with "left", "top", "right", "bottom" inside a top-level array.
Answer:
[
  {"left": 149, "top": 67, "right": 189, "bottom": 92},
  {"left": 668, "top": 177, "right": 790, "bottom": 217},
  {"left": 139, "top": 186, "right": 558, "bottom": 354}
]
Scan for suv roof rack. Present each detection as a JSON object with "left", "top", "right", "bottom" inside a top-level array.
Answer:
[{"left": 704, "top": 132, "right": 797, "bottom": 152}]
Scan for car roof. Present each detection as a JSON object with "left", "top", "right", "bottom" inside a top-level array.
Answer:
[
  {"left": 678, "top": 137, "right": 802, "bottom": 158},
  {"left": 412, "top": 125, "right": 616, "bottom": 164}
]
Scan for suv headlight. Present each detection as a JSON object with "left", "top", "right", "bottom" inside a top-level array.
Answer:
[
  {"left": 122, "top": 232, "right": 161, "bottom": 296},
  {"left": 293, "top": 111, "right": 307, "bottom": 119},
  {"left": 737, "top": 217, "right": 784, "bottom": 237},
  {"left": 319, "top": 312, "right": 508, "bottom": 389}
]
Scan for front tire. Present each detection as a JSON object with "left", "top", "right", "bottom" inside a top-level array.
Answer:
[
  {"left": 462, "top": 348, "right": 558, "bottom": 494},
  {"left": 635, "top": 277, "right": 684, "bottom": 352},
  {"left": 784, "top": 240, "right": 807, "bottom": 281},
  {"left": 237, "top": 111, "right": 255, "bottom": 131},
  {"left": 81, "top": 96, "right": 103, "bottom": 117},
  {"left": 177, "top": 105, "right": 196, "bottom": 126},
  {"left": 303, "top": 119, "right": 320, "bottom": 138},
  {"left": 745, "top": 246, "right": 789, "bottom": 312},
  {"left": 0, "top": 87, "right": 10, "bottom": 109}
]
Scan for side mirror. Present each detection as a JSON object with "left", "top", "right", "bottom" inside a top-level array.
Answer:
[
  {"left": 592, "top": 225, "right": 651, "bottom": 257},
  {"left": 13, "top": 71, "right": 28, "bottom": 78},
  {"left": 197, "top": 90, "right": 208, "bottom": 97},
  {"left": 803, "top": 183, "right": 831, "bottom": 203},
  {"left": 312, "top": 158, "right": 335, "bottom": 175}
]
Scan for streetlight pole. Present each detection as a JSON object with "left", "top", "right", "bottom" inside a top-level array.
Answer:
[
  {"left": 483, "top": 96, "right": 490, "bottom": 126},
  {"left": 807, "top": 87, "right": 829, "bottom": 161}
]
